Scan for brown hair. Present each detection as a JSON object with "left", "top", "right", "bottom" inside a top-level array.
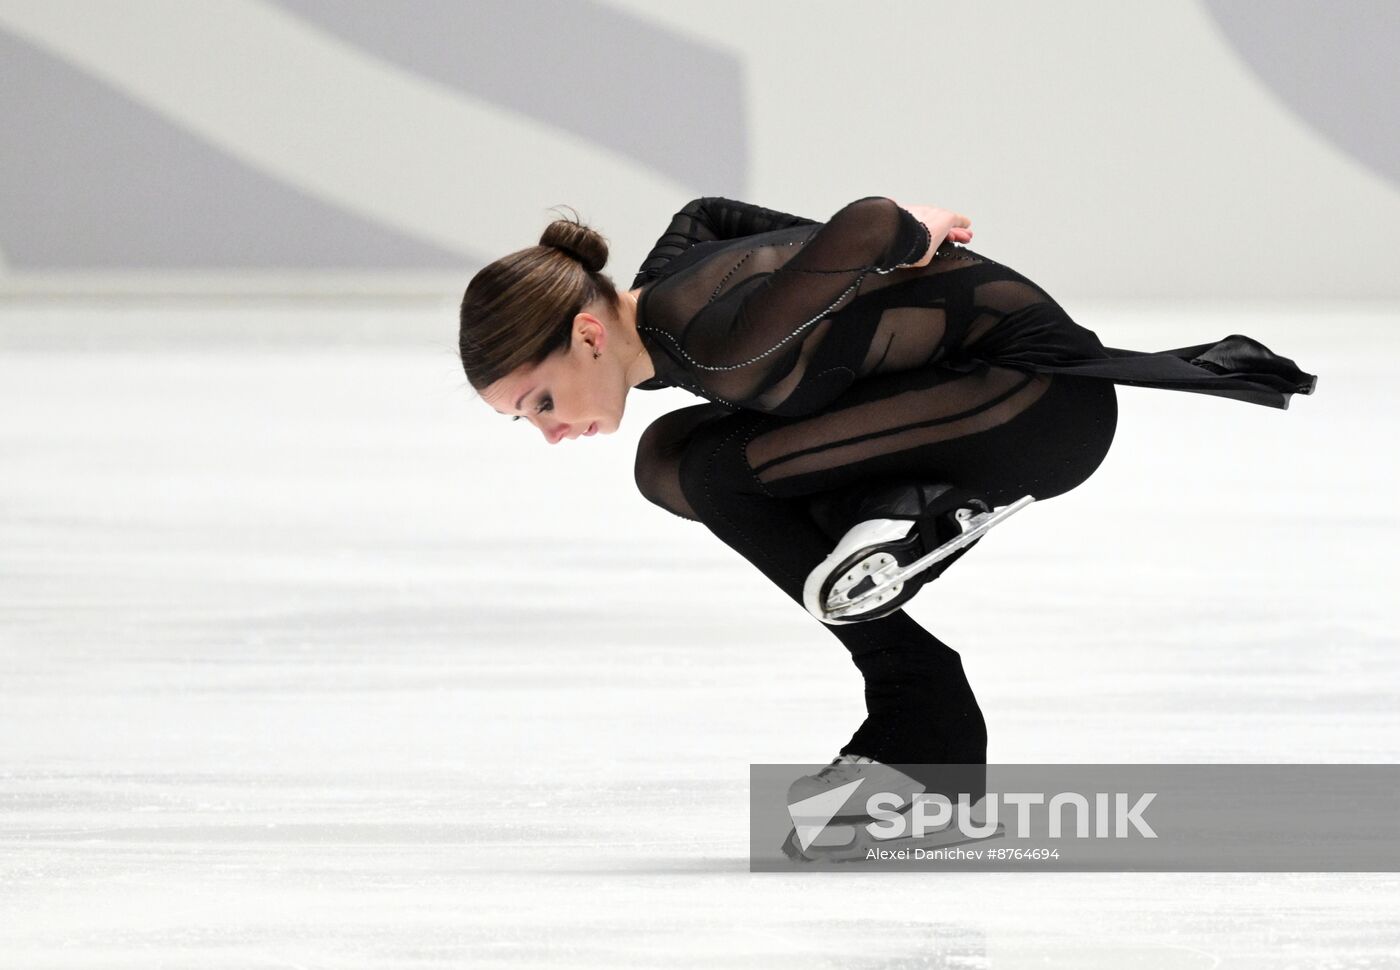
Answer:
[{"left": 459, "top": 207, "right": 620, "bottom": 391}]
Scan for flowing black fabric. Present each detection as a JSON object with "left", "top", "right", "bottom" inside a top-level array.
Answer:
[{"left": 628, "top": 196, "right": 1316, "bottom": 774}]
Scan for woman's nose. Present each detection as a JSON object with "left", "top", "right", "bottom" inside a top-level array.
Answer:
[{"left": 545, "top": 422, "right": 571, "bottom": 444}]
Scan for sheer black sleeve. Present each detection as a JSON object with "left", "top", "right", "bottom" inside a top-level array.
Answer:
[
  {"left": 636, "top": 196, "right": 933, "bottom": 411},
  {"left": 631, "top": 197, "right": 821, "bottom": 288},
  {"left": 683, "top": 197, "right": 930, "bottom": 370}
]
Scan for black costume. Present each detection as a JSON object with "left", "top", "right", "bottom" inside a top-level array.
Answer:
[{"left": 629, "top": 196, "right": 1316, "bottom": 768}]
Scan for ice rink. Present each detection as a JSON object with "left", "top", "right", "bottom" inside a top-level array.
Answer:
[{"left": 3, "top": 300, "right": 1398, "bottom": 967}]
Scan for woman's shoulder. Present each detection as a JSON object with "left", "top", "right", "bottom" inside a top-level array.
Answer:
[{"left": 635, "top": 223, "right": 817, "bottom": 290}]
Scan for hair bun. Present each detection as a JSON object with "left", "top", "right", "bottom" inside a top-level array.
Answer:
[{"left": 540, "top": 209, "right": 609, "bottom": 274}]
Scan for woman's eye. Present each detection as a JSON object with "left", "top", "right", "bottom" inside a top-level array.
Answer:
[{"left": 510, "top": 397, "right": 552, "bottom": 421}]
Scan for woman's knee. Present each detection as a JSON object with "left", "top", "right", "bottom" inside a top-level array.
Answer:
[
  {"left": 633, "top": 404, "right": 728, "bottom": 518},
  {"left": 675, "top": 412, "right": 769, "bottom": 519}
]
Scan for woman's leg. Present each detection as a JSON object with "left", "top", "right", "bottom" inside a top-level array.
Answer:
[
  {"left": 633, "top": 368, "right": 1117, "bottom": 770},
  {"left": 637, "top": 403, "right": 984, "bottom": 766}
]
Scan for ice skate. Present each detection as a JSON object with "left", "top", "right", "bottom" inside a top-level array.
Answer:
[
  {"left": 786, "top": 754, "right": 926, "bottom": 818},
  {"left": 780, "top": 754, "right": 1003, "bottom": 863},
  {"left": 803, "top": 483, "right": 1035, "bottom": 625}
]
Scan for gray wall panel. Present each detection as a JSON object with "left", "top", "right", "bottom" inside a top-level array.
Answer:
[
  {"left": 1202, "top": 0, "right": 1400, "bottom": 193},
  {"left": 270, "top": 0, "right": 747, "bottom": 194},
  {"left": 0, "top": 29, "right": 468, "bottom": 270}
]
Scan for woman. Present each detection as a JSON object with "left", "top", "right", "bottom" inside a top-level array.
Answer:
[{"left": 458, "top": 196, "right": 1316, "bottom": 847}]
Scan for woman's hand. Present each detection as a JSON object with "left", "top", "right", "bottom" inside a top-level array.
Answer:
[{"left": 893, "top": 203, "right": 973, "bottom": 267}]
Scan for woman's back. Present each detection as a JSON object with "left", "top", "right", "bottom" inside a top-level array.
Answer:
[
  {"left": 635, "top": 197, "right": 1083, "bottom": 416},
  {"left": 633, "top": 196, "right": 1315, "bottom": 414}
]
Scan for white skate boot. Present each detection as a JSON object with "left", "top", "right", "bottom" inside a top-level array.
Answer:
[
  {"left": 786, "top": 754, "right": 926, "bottom": 815},
  {"left": 781, "top": 755, "right": 999, "bottom": 863},
  {"left": 803, "top": 483, "right": 1035, "bottom": 625}
]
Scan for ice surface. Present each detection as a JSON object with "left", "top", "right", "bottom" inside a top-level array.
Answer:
[{"left": 1, "top": 301, "right": 1397, "bottom": 967}]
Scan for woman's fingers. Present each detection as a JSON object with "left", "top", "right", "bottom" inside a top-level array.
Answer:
[{"left": 894, "top": 204, "right": 974, "bottom": 264}]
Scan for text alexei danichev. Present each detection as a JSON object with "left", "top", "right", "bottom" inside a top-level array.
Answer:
[{"left": 867, "top": 846, "right": 983, "bottom": 861}]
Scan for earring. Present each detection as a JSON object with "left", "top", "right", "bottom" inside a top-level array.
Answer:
[{"left": 593, "top": 351, "right": 600, "bottom": 359}]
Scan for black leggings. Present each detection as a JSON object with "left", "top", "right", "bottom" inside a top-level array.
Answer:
[{"left": 634, "top": 362, "right": 1118, "bottom": 766}]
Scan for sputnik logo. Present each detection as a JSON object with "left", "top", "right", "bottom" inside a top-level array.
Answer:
[
  {"left": 786, "top": 779, "right": 866, "bottom": 851},
  {"left": 786, "top": 783, "right": 1158, "bottom": 847}
]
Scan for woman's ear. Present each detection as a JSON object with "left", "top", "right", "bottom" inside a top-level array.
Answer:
[{"left": 574, "top": 311, "right": 606, "bottom": 353}]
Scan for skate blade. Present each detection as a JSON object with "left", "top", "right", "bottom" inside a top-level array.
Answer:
[
  {"left": 825, "top": 496, "right": 1035, "bottom": 620},
  {"left": 782, "top": 821, "right": 1006, "bottom": 863}
]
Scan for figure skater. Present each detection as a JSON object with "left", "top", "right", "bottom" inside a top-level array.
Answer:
[{"left": 458, "top": 196, "right": 1316, "bottom": 855}]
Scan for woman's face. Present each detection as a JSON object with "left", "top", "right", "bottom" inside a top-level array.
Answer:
[{"left": 479, "top": 312, "right": 628, "bottom": 445}]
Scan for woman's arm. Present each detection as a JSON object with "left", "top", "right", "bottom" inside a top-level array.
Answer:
[
  {"left": 682, "top": 196, "right": 931, "bottom": 369},
  {"left": 631, "top": 197, "right": 820, "bottom": 288}
]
